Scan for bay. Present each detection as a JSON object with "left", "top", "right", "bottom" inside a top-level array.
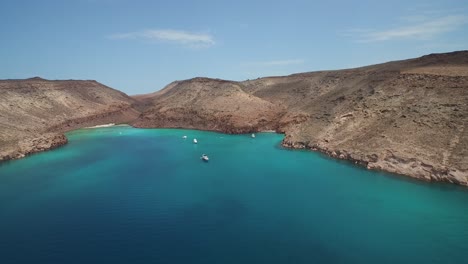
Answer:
[{"left": 1, "top": 125, "right": 467, "bottom": 264}]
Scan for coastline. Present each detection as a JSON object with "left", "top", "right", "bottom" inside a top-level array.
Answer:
[
  {"left": 281, "top": 136, "right": 468, "bottom": 186},
  {"left": 1, "top": 124, "right": 466, "bottom": 187},
  {"left": 0, "top": 133, "right": 68, "bottom": 162},
  {"left": 2, "top": 52, "right": 466, "bottom": 186}
]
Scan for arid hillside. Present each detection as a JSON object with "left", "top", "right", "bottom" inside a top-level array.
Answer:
[
  {"left": 1, "top": 51, "right": 466, "bottom": 185},
  {"left": 0, "top": 77, "right": 140, "bottom": 160},
  {"left": 132, "top": 78, "right": 297, "bottom": 133},
  {"left": 134, "top": 51, "right": 468, "bottom": 185}
]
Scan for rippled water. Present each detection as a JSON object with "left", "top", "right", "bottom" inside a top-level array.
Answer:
[{"left": 1, "top": 126, "right": 467, "bottom": 264}]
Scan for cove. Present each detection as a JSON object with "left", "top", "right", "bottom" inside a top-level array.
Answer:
[{"left": 1, "top": 125, "right": 468, "bottom": 264}]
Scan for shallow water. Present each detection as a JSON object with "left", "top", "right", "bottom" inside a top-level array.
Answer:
[{"left": 1, "top": 126, "right": 467, "bottom": 264}]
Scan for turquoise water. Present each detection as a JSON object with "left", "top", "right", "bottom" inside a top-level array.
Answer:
[{"left": 1, "top": 126, "right": 468, "bottom": 264}]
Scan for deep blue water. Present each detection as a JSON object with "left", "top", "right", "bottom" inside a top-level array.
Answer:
[{"left": 1, "top": 126, "right": 468, "bottom": 264}]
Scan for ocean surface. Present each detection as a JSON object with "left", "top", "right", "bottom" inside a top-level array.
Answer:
[{"left": 1, "top": 126, "right": 468, "bottom": 264}]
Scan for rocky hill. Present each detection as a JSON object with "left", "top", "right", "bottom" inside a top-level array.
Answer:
[
  {"left": 0, "top": 77, "right": 140, "bottom": 160},
  {"left": 1, "top": 51, "right": 466, "bottom": 186},
  {"left": 133, "top": 51, "right": 468, "bottom": 185},
  {"left": 132, "top": 78, "right": 296, "bottom": 133}
]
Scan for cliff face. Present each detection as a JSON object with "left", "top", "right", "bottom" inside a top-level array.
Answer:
[
  {"left": 0, "top": 78, "right": 140, "bottom": 161},
  {"left": 133, "top": 51, "right": 468, "bottom": 185}
]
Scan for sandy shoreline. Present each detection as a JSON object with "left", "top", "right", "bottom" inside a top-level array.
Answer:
[{"left": 84, "top": 123, "right": 116, "bottom": 129}]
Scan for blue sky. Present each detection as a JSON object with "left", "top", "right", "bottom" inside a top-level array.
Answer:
[{"left": 1, "top": 0, "right": 467, "bottom": 94}]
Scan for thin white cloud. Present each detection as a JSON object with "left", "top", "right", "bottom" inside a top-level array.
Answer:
[
  {"left": 348, "top": 14, "right": 468, "bottom": 42},
  {"left": 247, "top": 59, "right": 305, "bottom": 67},
  {"left": 109, "top": 29, "right": 215, "bottom": 48}
]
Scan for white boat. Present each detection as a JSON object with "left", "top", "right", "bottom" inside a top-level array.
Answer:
[
  {"left": 201, "top": 154, "right": 209, "bottom": 161},
  {"left": 193, "top": 138, "right": 198, "bottom": 144},
  {"left": 251, "top": 133, "right": 256, "bottom": 138},
  {"left": 182, "top": 135, "right": 187, "bottom": 139}
]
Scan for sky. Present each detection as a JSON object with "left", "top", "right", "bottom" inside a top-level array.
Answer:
[{"left": 1, "top": 0, "right": 467, "bottom": 95}]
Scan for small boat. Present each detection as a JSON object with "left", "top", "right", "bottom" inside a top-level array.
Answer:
[
  {"left": 201, "top": 154, "right": 209, "bottom": 161},
  {"left": 251, "top": 133, "right": 256, "bottom": 138},
  {"left": 193, "top": 138, "right": 198, "bottom": 144},
  {"left": 182, "top": 135, "right": 187, "bottom": 139}
]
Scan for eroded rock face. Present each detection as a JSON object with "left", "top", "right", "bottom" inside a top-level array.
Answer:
[
  {"left": 281, "top": 135, "right": 468, "bottom": 186},
  {"left": 0, "top": 133, "right": 67, "bottom": 161}
]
